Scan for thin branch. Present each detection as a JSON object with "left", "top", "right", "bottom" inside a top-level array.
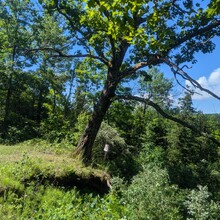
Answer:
[
  {"left": 162, "top": 58, "right": 220, "bottom": 100},
  {"left": 54, "top": 1, "right": 89, "bottom": 50},
  {"left": 25, "top": 47, "right": 110, "bottom": 66},
  {"left": 120, "top": 62, "right": 149, "bottom": 78},
  {"left": 198, "top": 34, "right": 214, "bottom": 45},
  {"left": 170, "top": 0, "right": 196, "bottom": 14},
  {"left": 116, "top": 94, "right": 220, "bottom": 145},
  {"left": 171, "top": 65, "right": 201, "bottom": 96},
  {"left": 168, "top": 20, "right": 220, "bottom": 51},
  {"left": 54, "top": 0, "right": 110, "bottom": 66},
  {"left": 174, "top": 73, "right": 193, "bottom": 93}
]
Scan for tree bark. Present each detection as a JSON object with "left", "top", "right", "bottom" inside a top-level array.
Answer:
[{"left": 75, "top": 72, "right": 118, "bottom": 164}]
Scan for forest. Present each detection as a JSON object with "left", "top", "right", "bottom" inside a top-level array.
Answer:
[{"left": 0, "top": 0, "right": 220, "bottom": 219}]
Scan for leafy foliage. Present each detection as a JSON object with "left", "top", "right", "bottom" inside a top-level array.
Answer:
[
  {"left": 124, "top": 166, "right": 182, "bottom": 220},
  {"left": 184, "top": 185, "right": 220, "bottom": 220}
]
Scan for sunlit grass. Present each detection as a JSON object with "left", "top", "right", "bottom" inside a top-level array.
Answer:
[
  {"left": 0, "top": 139, "right": 72, "bottom": 164},
  {"left": 0, "top": 140, "right": 109, "bottom": 194}
]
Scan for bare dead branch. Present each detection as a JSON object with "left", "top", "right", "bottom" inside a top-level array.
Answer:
[
  {"left": 172, "top": 66, "right": 201, "bottom": 96},
  {"left": 162, "top": 58, "right": 220, "bottom": 100},
  {"left": 198, "top": 35, "right": 215, "bottom": 45},
  {"left": 174, "top": 73, "right": 194, "bottom": 93},
  {"left": 116, "top": 94, "right": 220, "bottom": 145}
]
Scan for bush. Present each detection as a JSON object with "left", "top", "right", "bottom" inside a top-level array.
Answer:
[
  {"left": 184, "top": 185, "right": 220, "bottom": 220},
  {"left": 92, "top": 122, "right": 140, "bottom": 179},
  {"left": 1, "top": 186, "right": 127, "bottom": 219},
  {"left": 1, "top": 123, "right": 39, "bottom": 145},
  {"left": 93, "top": 122, "right": 126, "bottom": 162},
  {"left": 123, "top": 166, "right": 182, "bottom": 220}
]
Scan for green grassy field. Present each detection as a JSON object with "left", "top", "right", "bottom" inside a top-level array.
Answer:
[
  {"left": 0, "top": 141, "right": 120, "bottom": 219},
  {"left": 0, "top": 140, "right": 110, "bottom": 194}
]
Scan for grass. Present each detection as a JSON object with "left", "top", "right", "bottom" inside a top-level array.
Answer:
[
  {"left": 0, "top": 140, "right": 110, "bottom": 194},
  {"left": 0, "top": 141, "right": 125, "bottom": 219}
]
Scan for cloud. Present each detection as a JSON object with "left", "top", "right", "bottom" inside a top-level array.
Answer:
[{"left": 186, "top": 68, "right": 220, "bottom": 100}]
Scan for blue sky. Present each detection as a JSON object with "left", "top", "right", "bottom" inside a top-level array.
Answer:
[
  {"left": 160, "top": 37, "right": 220, "bottom": 114},
  {"left": 183, "top": 37, "right": 220, "bottom": 114}
]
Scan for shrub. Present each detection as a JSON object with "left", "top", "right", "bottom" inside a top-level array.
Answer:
[
  {"left": 124, "top": 166, "right": 182, "bottom": 220},
  {"left": 184, "top": 185, "right": 220, "bottom": 220},
  {"left": 93, "top": 122, "right": 126, "bottom": 162},
  {"left": 1, "top": 186, "right": 127, "bottom": 219}
]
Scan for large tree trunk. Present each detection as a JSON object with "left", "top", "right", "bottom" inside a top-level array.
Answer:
[{"left": 75, "top": 73, "right": 118, "bottom": 164}]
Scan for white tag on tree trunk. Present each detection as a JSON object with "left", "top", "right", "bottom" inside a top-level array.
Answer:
[{"left": 104, "top": 144, "right": 110, "bottom": 152}]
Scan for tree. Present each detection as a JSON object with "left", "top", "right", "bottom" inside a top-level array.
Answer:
[
  {"left": 165, "top": 93, "right": 219, "bottom": 189},
  {"left": 178, "top": 89, "right": 196, "bottom": 116},
  {"left": 0, "top": 0, "right": 36, "bottom": 137},
  {"left": 35, "top": 0, "right": 220, "bottom": 163},
  {"left": 0, "top": 0, "right": 74, "bottom": 142}
]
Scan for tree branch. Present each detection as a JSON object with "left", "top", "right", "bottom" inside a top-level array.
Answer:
[
  {"left": 119, "top": 62, "right": 148, "bottom": 78},
  {"left": 170, "top": 0, "right": 195, "bottom": 14},
  {"left": 53, "top": 0, "right": 110, "bottom": 66},
  {"left": 162, "top": 58, "right": 220, "bottom": 100},
  {"left": 25, "top": 47, "right": 110, "bottom": 66},
  {"left": 120, "top": 57, "right": 161, "bottom": 78},
  {"left": 168, "top": 20, "right": 220, "bottom": 51},
  {"left": 116, "top": 94, "right": 220, "bottom": 145},
  {"left": 54, "top": 0, "right": 89, "bottom": 49}
]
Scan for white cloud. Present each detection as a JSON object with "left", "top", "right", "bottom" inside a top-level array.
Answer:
[{"left": 186, "top": 68, "right": 220, "bottom": 100}]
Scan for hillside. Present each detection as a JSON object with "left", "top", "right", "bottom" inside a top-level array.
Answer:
[{"left": 0, "top": 141, "right": 111, "bottom": 195}]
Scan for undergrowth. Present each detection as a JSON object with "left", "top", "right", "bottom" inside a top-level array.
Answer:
[{"left": 1, "top": 142, "right": 220, "bottom": 219}]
